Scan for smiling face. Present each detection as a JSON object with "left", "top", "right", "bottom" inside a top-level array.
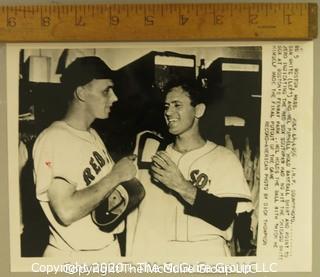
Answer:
[
  {"left": 164, "top": 86, "right": 198, "bottom": 137},
  {"left": 81, "top": 78, "right": 118, "bottom": 120}
]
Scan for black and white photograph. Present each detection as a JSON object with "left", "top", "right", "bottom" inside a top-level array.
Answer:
[
  {"left": 6, "top": 42, "right": 313, "bottom": 272},
  {"left": 17, "top": 45, "right": 261, "bottom": 259}
]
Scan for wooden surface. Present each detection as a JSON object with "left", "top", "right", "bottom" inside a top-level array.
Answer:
[{"left": 0, "top": 3, "right": 317, "bottom": 42}]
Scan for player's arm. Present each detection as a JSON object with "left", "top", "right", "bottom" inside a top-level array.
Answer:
[
  {"left": 151, "top": 151, "right": 241, "bottom": 230},
  {"left": 48, "top": 156, "right": 136, "bottom": 226},
  {"left": 150, "top": 169, "right": 239, "bottom": 230},
  {"left": 184, "top": 189, "right": 248, "bottom": 230}
]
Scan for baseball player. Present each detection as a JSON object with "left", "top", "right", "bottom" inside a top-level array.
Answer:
[
  {"left": 33, "top": 56, "right": 137, "bottom": 258},
  {"left": 127, "top": 80, "right": 252, "bottom": 258}
]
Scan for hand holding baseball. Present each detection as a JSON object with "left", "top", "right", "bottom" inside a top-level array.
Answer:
[
  {"left": 151, "top": 151, "right": 189, "bottom": 193},
  {"left": 110, "top": 155, "right": 137, "bottom": 183}
]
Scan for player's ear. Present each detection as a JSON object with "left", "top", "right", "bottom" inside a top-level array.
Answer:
[
  {"left": 74, "top": 86, "right": 85, "bottom": 102},
  {"left": 195, "top": 103, "right": 206, "bottom": 119}
]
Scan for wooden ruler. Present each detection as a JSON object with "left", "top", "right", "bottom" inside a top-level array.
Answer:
[{"left": 0, "top": 3, "right": 317, "bottom": 42}]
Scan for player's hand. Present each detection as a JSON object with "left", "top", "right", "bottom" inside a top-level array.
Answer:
[
  {"left": 110, "top": 155, "right": 137, "bottom": 183},
  {"left": 150, "top": 151, "right": 189, "bottom": 193}
]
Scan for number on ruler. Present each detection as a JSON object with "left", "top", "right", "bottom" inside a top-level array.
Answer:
[
  {"left": 0, "top": 3, "right": 315, "bottom": 41},
  {"left": 41, "top": 16, "right": 50, "bottom": 27},
  {"left": 7, "top": 16, "right": 16, "bottom": 27}
]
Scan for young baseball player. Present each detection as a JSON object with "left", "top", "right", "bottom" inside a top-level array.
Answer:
[
  {"left": 33, "top": 56, "right": 137, "bottom": 257},
  {"left": 127, "top": 80, "right": 252, "bottom": 258}
]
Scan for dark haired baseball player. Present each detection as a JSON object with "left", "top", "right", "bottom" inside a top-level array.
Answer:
[
  {"left": 33, "top": 56, "right": 137, "bottom": 257},
  {"left": 127, "top": 79, "right": 252, "bottom": 257}
]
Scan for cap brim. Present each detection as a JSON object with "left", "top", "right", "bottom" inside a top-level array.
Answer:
[{"left": 92, "top": 178, "right": 145, "bottom": 232}]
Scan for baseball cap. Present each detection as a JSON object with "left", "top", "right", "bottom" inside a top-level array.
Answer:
[
  {"left": 91, "top": 178, "right": 145, "bottom": 232},
  {"left": 60, "top": 56, "right": 114, "bottom": 90}
]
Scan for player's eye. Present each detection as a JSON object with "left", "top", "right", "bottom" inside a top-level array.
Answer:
[{"left": 103, "top": 87, "right": 113, "bottom": 95}]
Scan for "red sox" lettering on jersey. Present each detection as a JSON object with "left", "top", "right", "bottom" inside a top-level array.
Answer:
[
  {"left": 83, "top": 151, "right": 110, "bottom": 186},
  {"left": 190, "top": 169, "right": 210, "bottom": 190}
]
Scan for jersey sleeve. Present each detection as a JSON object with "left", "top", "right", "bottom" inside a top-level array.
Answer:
[
  {"left": 33, "top": 131, "right": 53, "bottom": 202},
  {"left": 207, "top": 148, "right": 253, "bottom": 213},
  {"left": 210, "top": 148, "right": 252, "bottom": 201},
  {"left": 33, "top": 130, "right": 76, "bottom": 202}
]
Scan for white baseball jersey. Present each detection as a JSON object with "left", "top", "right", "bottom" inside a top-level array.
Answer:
[
  {"left": 33, "top": 121, "right": 123, "bottom": 255},
  {"left": 127, "top": 133, "right": 252, "bottom": 258}
]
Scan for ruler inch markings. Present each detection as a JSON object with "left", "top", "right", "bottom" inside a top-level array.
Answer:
[{"left": 0, "top": 3, "right": 317, "bottom": 41}]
